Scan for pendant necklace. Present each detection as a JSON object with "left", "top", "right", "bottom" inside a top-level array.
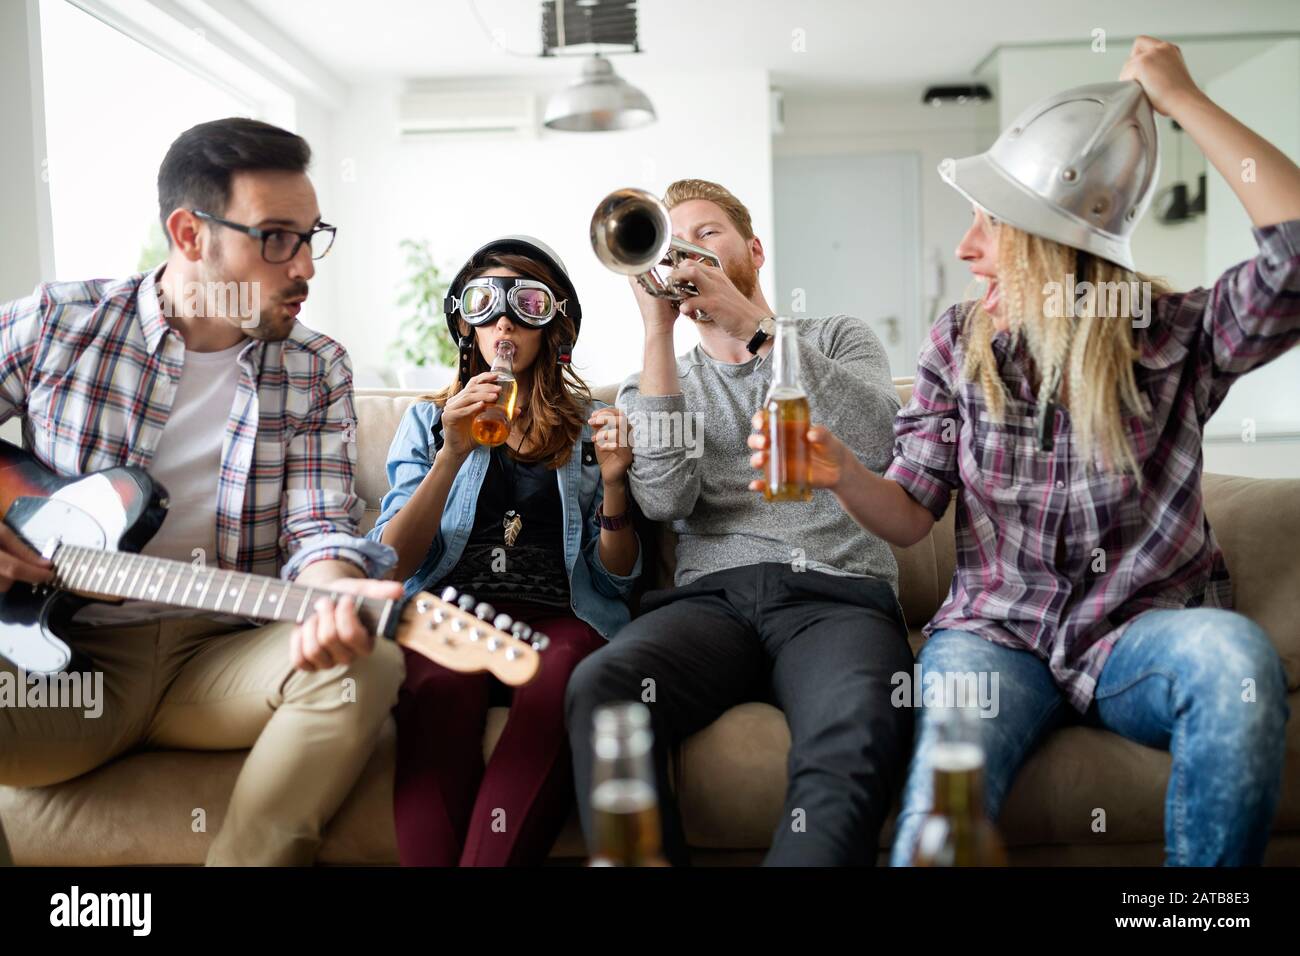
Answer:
[{"left": 502, "top": 441, "right": 522, "bottom": 548}]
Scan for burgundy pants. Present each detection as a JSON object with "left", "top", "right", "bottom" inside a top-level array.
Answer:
[{"left": 392, "top": 609, "right": 605, "bottom": 866}]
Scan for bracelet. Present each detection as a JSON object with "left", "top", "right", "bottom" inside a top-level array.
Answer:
[{"left": 597, "top": 502, "right": 632, "bottom": 531}]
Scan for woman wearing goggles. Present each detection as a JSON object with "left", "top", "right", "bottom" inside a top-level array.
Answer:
[
  {"left": 453, "top": 276, "right": 569, "bottom": 328},
  {"left": 369, "top": 236, "right": 642, "bottom": 867}
]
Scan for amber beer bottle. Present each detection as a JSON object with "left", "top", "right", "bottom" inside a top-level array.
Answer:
[
  {"left": 762, "top": 317, "right": 812, "bottom": 502},
  {"left": 471, "top": 339, "right": 518, "bottom": 447},
  {"left": 911, "top": 706, "right": 1008, "bottom": 866},
  {"left": 588, "top": 702, "right": 669, "bottom": 867}
]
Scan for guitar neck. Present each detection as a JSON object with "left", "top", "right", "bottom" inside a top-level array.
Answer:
[{"left": 49, "top": 544, "right": 397, "bottom": 635}]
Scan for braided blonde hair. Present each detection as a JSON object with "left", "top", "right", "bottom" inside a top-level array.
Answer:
[{"left": 962, "top": 216, "right": 1170, "bottom": 475}]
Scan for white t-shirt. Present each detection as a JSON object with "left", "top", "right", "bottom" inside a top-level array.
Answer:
[{"left": 75, "top": 340, "right": 246, "bottom": 625}]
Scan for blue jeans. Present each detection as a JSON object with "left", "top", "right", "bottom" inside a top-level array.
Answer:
[{"left": 889, "top": 609, "right": 1290, "bottom": 866}]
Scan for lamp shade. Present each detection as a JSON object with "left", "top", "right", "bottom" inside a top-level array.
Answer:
[{"left": 543, "top": 54, "right": 656, "bottom": 132}]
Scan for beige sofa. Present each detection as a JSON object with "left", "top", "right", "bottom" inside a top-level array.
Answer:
[{"left": 2, "top": 382, "right": 1298, "bottom": 865}]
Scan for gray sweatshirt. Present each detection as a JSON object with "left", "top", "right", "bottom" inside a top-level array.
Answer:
[{"left": 617, "top": 313, "right": 901, "bottom": 592}]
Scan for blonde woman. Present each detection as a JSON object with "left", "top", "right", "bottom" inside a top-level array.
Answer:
[{"left": 748, "top": 37, "right": 1300, "bottom": 865}]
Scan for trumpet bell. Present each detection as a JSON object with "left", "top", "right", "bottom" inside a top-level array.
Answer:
[
  {"left": 589, "top": 186, "right": 723, "bottom": 322},
  {"left": 590, "top": 187, "right": 673, "bottom": 276}
]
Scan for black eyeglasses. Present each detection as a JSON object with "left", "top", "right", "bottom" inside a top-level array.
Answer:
[{"left": 191, "top": 209, "right": 337, "bottom": 263}]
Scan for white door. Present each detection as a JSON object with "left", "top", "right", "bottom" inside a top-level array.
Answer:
[{"left": 772, "top": 151, "right": 922, "bottom": 380}]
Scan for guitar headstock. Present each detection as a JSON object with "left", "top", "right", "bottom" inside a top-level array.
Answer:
[{"left": 394, "top": 586, "right": 549, "bottom": 686}]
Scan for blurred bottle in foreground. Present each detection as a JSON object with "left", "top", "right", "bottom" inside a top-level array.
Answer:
[
  {"left": 912, "top": 705, "right": 1008, "bottom": 866},
  {"left": 589, "top": 701, "right": 669, "bottom": 867}
]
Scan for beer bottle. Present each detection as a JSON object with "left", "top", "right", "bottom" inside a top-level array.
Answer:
[
  {"left": 589, "top": 702, "right": 669, "bottom": 867},
  {"left": 911, "top": 706, "right": 1008, "bottom": 866},
  {"left": 471, "top": 339, "right": 518, "bottom": 447},
  {"left": 762, "top": 316, "right": 812, "bottom": 502}
]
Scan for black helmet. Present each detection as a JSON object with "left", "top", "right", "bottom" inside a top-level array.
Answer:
[{"left": 442, "top": 235, "right": 583, "bottom": 381}]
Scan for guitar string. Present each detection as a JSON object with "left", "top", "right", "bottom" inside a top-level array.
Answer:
[{"left": 46, "top": 544, "right": 528, "bottom": 649}]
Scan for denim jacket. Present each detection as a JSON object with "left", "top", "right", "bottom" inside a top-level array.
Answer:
[{"left": 368, "top": 399, "right": 641, "bottom": 639}]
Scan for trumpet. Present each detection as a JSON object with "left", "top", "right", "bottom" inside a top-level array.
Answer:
[{"left": 590, "top": 187, "right": 722, "bottom": 322}]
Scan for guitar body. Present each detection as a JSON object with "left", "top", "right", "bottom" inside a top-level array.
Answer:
[{"left": 0, "top": 440, "right": 168, "bottom": 673}]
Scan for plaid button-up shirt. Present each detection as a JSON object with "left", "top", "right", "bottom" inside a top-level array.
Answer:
[
  {"left": 886, "top": 219, "right": 1300, "bottom": 711},
  {"left": 0, "top": 266, "right": 394, "bottom": 582}
]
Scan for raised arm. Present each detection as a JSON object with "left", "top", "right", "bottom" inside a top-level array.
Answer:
[
  {"left": 619, "top": 276, "right": 704, "bottom": 522},
  {"left": 1121, "top": 36, "right": 1300, "bottom": 229},
  {"left": 1122, "top": 37, "right": 1300, "bottom": 402}
]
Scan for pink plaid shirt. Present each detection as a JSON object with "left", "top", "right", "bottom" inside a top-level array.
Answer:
[
  {"left": 886, "top": 219, "right": 1300, "bottom": 711},
  {"left": 0, "top": 266, "right": 394, "bottom": 582}
]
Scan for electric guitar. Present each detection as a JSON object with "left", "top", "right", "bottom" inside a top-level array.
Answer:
[{"left": 0, "top": 439, "right": 547, "bottom": 683}]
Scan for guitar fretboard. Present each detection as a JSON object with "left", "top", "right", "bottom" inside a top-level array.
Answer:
[{"left": 50, "top": 544, "right": 395, "bottom": 634}]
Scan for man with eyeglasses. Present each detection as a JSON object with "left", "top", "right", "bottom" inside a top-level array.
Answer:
[{"left": 0, "top": 117, "right": 405, "bottom": 865}]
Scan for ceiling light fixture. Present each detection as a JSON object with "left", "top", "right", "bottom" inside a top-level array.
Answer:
[{"left": 540, "top": 1, "right": 654, "bottom": 132}]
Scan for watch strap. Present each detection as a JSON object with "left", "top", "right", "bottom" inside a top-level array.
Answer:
[
  {"left": 746, "top": 315, "right": 776, "bottom": 355},
  {"left": 597, "top": 502, "right": 631, "bottom": 531}
]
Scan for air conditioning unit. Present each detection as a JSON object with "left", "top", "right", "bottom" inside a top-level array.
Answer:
[{"left": 397, "top": 90, "right": 538, "bottom": 137}]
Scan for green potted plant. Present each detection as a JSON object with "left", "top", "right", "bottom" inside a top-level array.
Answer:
[{"left": 389, "top": 238, "right": 458, "bottom": 389}]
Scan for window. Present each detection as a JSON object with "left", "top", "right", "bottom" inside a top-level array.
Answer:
[{"left": 39, "top": 0, "right": 255, "bottom": 280}]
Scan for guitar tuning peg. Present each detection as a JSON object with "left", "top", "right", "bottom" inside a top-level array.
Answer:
[
  {"left": 474, "top": 602, "right": 496, "bottom": 620},
  {"left": 456, "top": 594, "right": 476, "bottom": 611},
  {"left": 440, "top": 586, "right": 458, "bottom": 603},
  {"left": 493, "top": 612, "right": 513, "bottom": 630},
  {"left": 531, "top": 634, "right": 550, "bottom": 652},
  {"left": 511, "top": 621, "right": 533, "bottom": 640}
]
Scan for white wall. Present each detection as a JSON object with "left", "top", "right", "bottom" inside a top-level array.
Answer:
[
  {"left": 318, "top": 67, "right": 774, "bottom": 389},
  {"left": 775, "top": 91, "right": 999, "bottom": 355}
]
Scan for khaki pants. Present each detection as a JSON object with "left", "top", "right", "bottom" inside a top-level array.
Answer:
[{"left": 0, "top": 615, "right": 405, "bottom": 865}]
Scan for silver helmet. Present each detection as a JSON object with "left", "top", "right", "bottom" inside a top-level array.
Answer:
[{"left": 940, "top": 81, "right": 1160, "bottom": 271}]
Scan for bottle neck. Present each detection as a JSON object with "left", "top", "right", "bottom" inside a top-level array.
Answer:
[{"left": 769, "top": 318, "right": 803, "bottom": 393}]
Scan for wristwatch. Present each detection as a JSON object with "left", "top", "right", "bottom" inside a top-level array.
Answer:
[
  {"left": 746, "top": 315, "right": 777, "bottom": 354},
  {"left": 597, "top": 502, "right": 631, "bottom": 531}
]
